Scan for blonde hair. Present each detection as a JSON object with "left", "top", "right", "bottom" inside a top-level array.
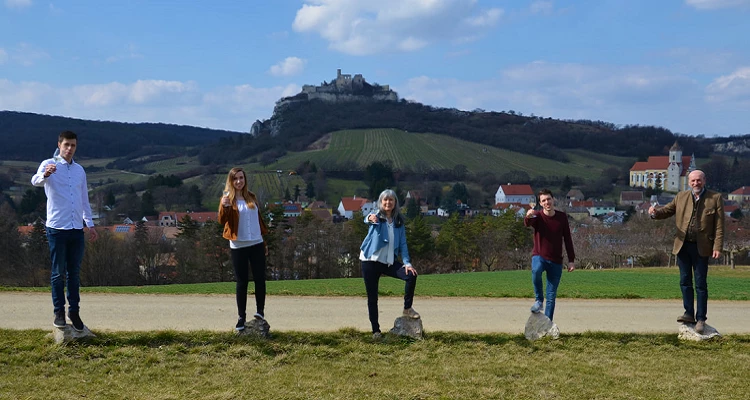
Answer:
[{"left": 224, "top": 167, "right": 257, "bottom": 209}]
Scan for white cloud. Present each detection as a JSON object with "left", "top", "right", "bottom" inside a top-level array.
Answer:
[
  {"left": 105, "top": 44, "right": 144, "bottom": 63},
  {"left": 10, "top": 43, "right": 49, "bottom": 66},
  {"left": 292, "top": 0, "right": 502, "bottom": 55},
  {"left": 268, "top": 57, "right": 307, "bottom": 77},
  {"left": 685, "top": 0, "right": 750, "bottom": 9},
  {"left": 0, "top": 48, "right": 8, "bottom": 64},
  {"left": 401, "top": 62, "right": 713, "bottom": 133},
  {"left": 529, "top": 1, "right": 554, "bottom": 15},
  {"left": 464, "top": 8, "right": 503, "bottom": 27},
  {"left": 0, "top": 79, "right": 299, "bottom": 132},
  {"left": 706, "top": 67, "right": 750, "bottom": 103},
  {"left": 4, "top": 0, "right": 32, "bottom": 9}
]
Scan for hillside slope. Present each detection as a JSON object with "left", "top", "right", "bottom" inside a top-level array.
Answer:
[{"left": 267, "top": 128, "right": 633, "bottom": 180}]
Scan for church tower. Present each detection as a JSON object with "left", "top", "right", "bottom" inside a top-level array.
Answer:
[{"left": 666, "top": 141, "right": 683, "bottom": 192}]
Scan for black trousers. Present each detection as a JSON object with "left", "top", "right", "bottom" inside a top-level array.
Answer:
[
  {"left": 361, "top": 260, "right": 417, "bottom": 333},
  {"left": 231, "top": 243, "right": 266, "bottom": 318}
]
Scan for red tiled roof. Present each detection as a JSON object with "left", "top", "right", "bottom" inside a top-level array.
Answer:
[
  {"left": 724, "top": 205, "right": 739, "bottom": 213},
  {"left": 571, "top": 200, "right": 594, "bottom": 207},
  {"left": 630, "top": 156, "right": 692, "bottom": 176},
  {"left": 340, "top": 197, "right": 369, "bottom": 211},
  {"left": 17, "top": 225, "right": 34, "bottom": 235},
  {"left": 493, "top": 202, "right": 530, "bottom": 210},
  {"left": 499, "top": 184, "right": 534, "bottom": 195},
  {"left": 730, "top": 186, "right": 750, "bottom": 195},
  {"left": 620, "top": 191, "right": 644, "bottom": 201},
  {"left": 173, "top": 212, "right": 218, "bottom": 223}
]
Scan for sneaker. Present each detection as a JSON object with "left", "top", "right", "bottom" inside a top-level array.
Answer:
[
  {"left": 530, "top": 301, "right": 543, "bottom": 314},
  {"left": 403, "top": 307, "right": 420, "bottom": 319},
  {"left": 372, "top": 332, "right": 382, "bottom": 340},
  {"left": 68, "top": 311, "right": 84, "bottom": 332},
  {"left": 235, "top": 317, "right": 246, "bottom": 331},
  {"left": 253, "top": 312, "right": 265, "bottom": 321},
  {"left": 695, "top": 320, "right": 706, "bottom": 334},
  {"left": 677, "top": 313, "right": 696, "bottom": 324},
  {"left": 53, "top": 310, "right": 66, "bottom": 328}
]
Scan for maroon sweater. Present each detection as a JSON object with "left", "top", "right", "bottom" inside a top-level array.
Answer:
[{"left": 524, "top": 210, "right": 575, "bottom": 265}]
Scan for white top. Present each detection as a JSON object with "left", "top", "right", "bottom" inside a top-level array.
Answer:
[
  {"left": 359, "top": 220, "right": 395, "bottom": 265},
  {"left": 230, "top": 199, "right": 264, "bottom": 249},
  {"left": 31, "top": 158, "right": 94, "bottom": 230}
]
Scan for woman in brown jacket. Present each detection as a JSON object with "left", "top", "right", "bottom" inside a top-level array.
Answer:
[{"left": 218, "top": 167, "right": 269, "bottom": 331}]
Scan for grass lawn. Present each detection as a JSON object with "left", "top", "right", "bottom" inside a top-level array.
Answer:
[
  {"left": 1, "top": 329, "right": 749, "bottom": 399},
  {"left": 4, "top": 267, "right": 749, "bottom": 300}
]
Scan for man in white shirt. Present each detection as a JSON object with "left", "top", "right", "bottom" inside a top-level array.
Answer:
[{"left": 31, "top": 131, "right": 98, "bottom": 331}]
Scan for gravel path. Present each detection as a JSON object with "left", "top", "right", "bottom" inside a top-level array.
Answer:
[{"left": 3, "top": 292, "right": 749, "bottom": 333}]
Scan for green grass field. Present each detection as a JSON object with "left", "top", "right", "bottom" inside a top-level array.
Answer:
[
  {"left": 4, "top": 267, "right": 749, "bottom": 300},
  {"left": 2, "top": 329, "right": 748, "bottom": 399},
  {"left": 268, "top": 129, "right": 634, "bottom": 180}
]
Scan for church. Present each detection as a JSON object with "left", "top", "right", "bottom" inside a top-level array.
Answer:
[{"left": 629, "top": 142, "right": 696, "bottom": 192}]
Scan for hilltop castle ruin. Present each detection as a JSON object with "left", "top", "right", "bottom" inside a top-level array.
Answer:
[{"left": 276, "top": 69, "right": 398, "bottom": 109}]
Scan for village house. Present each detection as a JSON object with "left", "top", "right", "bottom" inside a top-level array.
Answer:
[
  {"left": 158, "top": 211, "right": 218, "bottom": 227},
  {"left": 495, "top": 183, "right": 535, "bottom": 205},
  {"left": 337, "top": 196, "right": 373, "bottom": 219},
  {"left": 619, "top": 191, "right": 644, "bottom": 206},
  {"left": 728, "top": 187, "right": 750, "bottom": 204}
]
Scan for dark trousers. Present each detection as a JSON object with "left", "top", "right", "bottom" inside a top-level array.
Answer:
[
  {"left": 46, "top": 227, "right": 85, "bottom": 314},
  {"left": 361, "top": 260, "right": 417, "bottom": 333},
  {"left": 676, "top": 241, "right": 709, "bottom": 321},
  {"left": 231, "top": 243, "right": 266, "bottom": 318}
]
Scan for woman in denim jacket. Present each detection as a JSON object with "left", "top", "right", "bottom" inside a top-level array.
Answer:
[{"left": 359, "top": 189, "right": 419, "bottom": 339}]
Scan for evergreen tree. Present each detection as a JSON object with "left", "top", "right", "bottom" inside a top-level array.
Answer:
[
  {"left": 141, "top": 190, "right": 156, "bottom": 217},
  {"left": 293, "top": 184, "right": 301, "bottom": 201},
  {"left": 406, "top": 215, "right": 434, "bottom": 260},
  {"left": 305, "top": 181, "right": 316, "bottom": 199},
  {"left": 284, "top": 187, "right": 292, "bottom": 201},
  {"left": 105, "top": 189, "right": 116, "bottom": 208},
  {"left": 405, "top": 198, "right": 420, "bottom": 219},
  {"left": 176, "top": 215, "right": 199, "bottom": 239}
]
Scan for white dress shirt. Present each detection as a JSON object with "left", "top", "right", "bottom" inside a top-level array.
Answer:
[{"left": 31, "top": 158, "right": 94, "bottom": 230}]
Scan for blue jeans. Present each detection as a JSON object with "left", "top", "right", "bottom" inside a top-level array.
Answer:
[
  {"left": 676, "top": 242, "right": 708, "bottom": 321},
  {"left": 531, "top": 255, "right": 563, "bottom": 320},
  {"left": 46, "top": 228, "right": 85, "bottom": 313}
]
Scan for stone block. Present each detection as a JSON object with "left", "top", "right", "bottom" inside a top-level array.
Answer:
[
  {"left": 678, "top": 323, "right": 721, "bottom": 342},
  {"left": 48, "top": 325, "right": 96, "bottom": 345},
  {"left": 236, "top": 318, "right": 271, "bottom": 338},
  {"left": 389, "top": 316, "right": 424, "bottom": 340},
  {"left": 525, "top": 312, "right": 560, "bottom": 341}
]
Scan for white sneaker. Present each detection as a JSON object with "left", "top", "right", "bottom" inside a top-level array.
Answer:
[
  {"left": 530, "top": 301, "right": 543, "bottom": 313},
  {"left": 253, "top": 312, "right": 265, "bottom": 321}
]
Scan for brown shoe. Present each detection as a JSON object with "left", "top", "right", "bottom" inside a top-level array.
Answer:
[
  {"left": 403, "top": 307, "right": 420, "bottom": 319},
  {"left": 677, "top": 313, "right": 696, "bottom": 324},
  {"left": 695, "top": 320, "right": 706, "bottom": 334}
]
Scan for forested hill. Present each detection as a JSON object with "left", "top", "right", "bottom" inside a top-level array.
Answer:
[
  {"left": 202, "top": 99, "right": 739, "bottom": 166},
  {"left": 0, "top": 111, "right": 240, "bottom": 161}
]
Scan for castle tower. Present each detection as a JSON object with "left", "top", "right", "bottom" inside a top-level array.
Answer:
[{"left": 666, "top": 141, "right": 683, "bottom": 192}]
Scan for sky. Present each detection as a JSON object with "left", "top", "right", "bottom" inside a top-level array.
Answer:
[{"left": 1, "top": 0, "right": 749, "bottom": 137}]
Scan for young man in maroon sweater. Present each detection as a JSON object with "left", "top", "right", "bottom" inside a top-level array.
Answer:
[{"left": 524, "top": 189, "right": 576, "bottom": 321}]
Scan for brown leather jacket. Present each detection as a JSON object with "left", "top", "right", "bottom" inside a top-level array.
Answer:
[
  {"left": 218, "top": 200, "right": 269, "bottom": 241},
  {"left": 652, "top": 189, "right": 724, "bottom": 257}
]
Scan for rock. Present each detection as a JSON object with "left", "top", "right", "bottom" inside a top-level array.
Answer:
[
  {"left": 678, "top": 323, "right": 721, "bottom": 341},
  {"left": 524, "top": 312, "right": 560, "bottom": 341},
  {"left": 48, "top": 325, "right": 96, "bottom": 345},
  {"left": 389, "top": 316, "right": 424, "bottom": 340},
  {"left": 236, "top": 318, "right": 271, "bottom": 338}
]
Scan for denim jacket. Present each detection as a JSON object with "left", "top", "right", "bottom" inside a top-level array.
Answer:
[{"left": 359, "top": 213, "right": 411, "bottom": 266}]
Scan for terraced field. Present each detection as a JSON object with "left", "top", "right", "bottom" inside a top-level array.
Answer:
[{"left": 270, "top": 129, "right": 634, "bottom": 180}]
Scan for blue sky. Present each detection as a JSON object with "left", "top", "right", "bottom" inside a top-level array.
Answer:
[{"left": 1, "top": 0, "right": 749, "bottom": 136}]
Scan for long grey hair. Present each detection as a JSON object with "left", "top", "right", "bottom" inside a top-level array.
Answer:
[{"left": 376, "top": 189, "right": 405, "bottom": 227}]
